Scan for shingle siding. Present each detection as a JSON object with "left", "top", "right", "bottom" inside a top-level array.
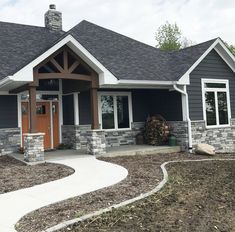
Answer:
[
  {"left": 188, "top": 49, "right": 235, "bottom": 120},
  {"left": 0, "top": 95, "right": 18, "bottom": 128}
]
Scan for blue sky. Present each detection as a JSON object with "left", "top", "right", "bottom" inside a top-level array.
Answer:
[{"left": 0, "top": 0, "right": 234, "bottom": 46}]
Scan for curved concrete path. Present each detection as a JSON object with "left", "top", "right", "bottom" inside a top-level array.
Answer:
[
  {"left": 44, "top": 158, "right": 235, "bottom": 232},
  {"left": 0, "top": 156, "right": 128, "bottom": 232}
]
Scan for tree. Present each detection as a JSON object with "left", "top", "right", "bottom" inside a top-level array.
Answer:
[
  {"left": 155, "top": 22, "right": 192, "bottom": 51},
  {"left": 224, "top": 42, "right": 235, "bottom": 55}
]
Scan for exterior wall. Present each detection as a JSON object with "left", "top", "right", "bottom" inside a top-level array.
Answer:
[
  {"left": 130, "top": 89, "right": 182, "bottom": 122},
  {"left": 79, "top": 90, "right": 91, "bottom": 125},
  {"left": 187, "top": 49, "right": 235, "bottom": 153},
  {"left": 61, "top": 125, "right": 91, "bottom": 149},
  {"left": 191, "top": 119, "right": 235, "bottom": 153},
  {"left": 0, "top": 128, "right": 21, "bottom": 155},
  {"left": 62, "top": 95, "right": 74, "bottom": 125},
  {"left": 188, "top": 49, "right": 235, "bottom": 120},
  {"left": 61, "top": 123, "right": 144, "bottom": 149},
  {"left": 105, "top": 122, "right": 144, "bottom": 147},
  {"left": 0, "top": 95, "right": 18, "bottom": 128},
  {"left": 168, "top": 121, "right": 188, "bottom": 151}
]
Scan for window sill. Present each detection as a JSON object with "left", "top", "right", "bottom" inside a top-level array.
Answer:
[
  {"left": 205, "top": 124, "right": 231, "bottom": 129},
  {"left": 102, "top": 128, "right": 132, "bottom": 132}
]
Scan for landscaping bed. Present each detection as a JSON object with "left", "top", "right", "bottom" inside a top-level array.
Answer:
[
  {"left": 61, "top": 159, "right": 235, "bottom": 232},
  {"left": 16, "top": 153, "right": 234, "bottom": 232},
  {"left": 0, "top": 155, "right": 74, "bottom": 194}
]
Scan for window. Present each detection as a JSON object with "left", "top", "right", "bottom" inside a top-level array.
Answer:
[
  {"left": 202, "top": 79, "right": 230, "bottom": 127},
  {"left": 99, "top": 92, "right": 132, "bottom": 130}
]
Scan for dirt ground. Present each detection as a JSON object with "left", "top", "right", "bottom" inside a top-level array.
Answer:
[
  {"left": 16, "top": 153, "right": 235, "bottom": 232},
  {"left": 60, "top": 160, "right": 235, "bottom": 232},
  {"left": 0, "top": 155, "right": 74, "bottom": 194}
]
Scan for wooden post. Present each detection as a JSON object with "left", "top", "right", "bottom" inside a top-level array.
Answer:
[
  {"left": 29, "top": 86, "right": 37, "bottom": 133},
  {"left": 90, "top": 88, "right": 99, "bottom": 129}
]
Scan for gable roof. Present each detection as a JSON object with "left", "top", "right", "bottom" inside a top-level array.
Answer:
[
  {"left": 0, "top": 20, "right": 233, "bottom": 86},
  {"left": 67, "top": 21, "right": 218, "bottom": 82},
  {"left": 0, "top": 21, "right": 65, "bottom": 80}
]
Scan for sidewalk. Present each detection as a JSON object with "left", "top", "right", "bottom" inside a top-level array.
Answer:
[{"left": 0, "top": 155, "right": 128, "bottom": 232}]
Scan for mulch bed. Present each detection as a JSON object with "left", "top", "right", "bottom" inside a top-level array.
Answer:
[
  {"left": 0, "top": 155, "right": 74, "bottom": 194},
  {"left": 63, "top": 160, "right": 235, "bottom": 232},
  {"left": 16, "top": 152, "right": 235, "bottom": 232}
]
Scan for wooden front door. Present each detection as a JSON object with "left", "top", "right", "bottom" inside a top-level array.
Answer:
[
  {"left": 36, "top": 102, "right": 51, "bottom": 149},
  {"left": 22, "top": 101, "right": 59, "bottom": 150}
]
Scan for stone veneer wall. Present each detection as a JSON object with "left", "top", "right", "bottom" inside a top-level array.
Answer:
[
  {"left": 62, "top": 125, "right": 91, "bottom": 150},
  {"left": 87, "top": 130, "right": 106, "bottom": 155},
  {"left": 191, "top": 119, "right": 235, "bottom": 153},
  {"left": 61, "top": 122, "right": 144, "bottom": 150},
  {"left": 0, "top": 128, "right": 21, "bottom": 155},
  {"left": 24, "top": 133, "right": 44, "bottom": 162},
  {"left": 168, "top": 121, "right": 189, "bottom": 151},
  {"left": 105, "top": 122, "right": 144, "bottom": 147}
]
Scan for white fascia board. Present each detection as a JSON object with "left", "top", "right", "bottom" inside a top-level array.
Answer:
[
  {"left": 100, "top": 79, "right": 178, "bottom": 89},
  {"left": 10, "top": 35, "right": 118, "bottom": 85},
  {"left": 177, "top": 38, "right": 235, "bottom": 85},
  {"left": 117, "top": 80, "right": 177, "bottom": 85}
]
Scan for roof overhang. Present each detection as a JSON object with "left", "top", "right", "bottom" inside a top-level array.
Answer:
[
  {"left": 178, "top": 38, "right": 235, "bottom": 85},
  {"left": 0, "top": 34, "right": 119, "bottom": 91}
]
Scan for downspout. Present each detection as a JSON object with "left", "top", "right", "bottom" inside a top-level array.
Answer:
[{"left": 173, "top": 84, "right": 193, "bottom": 153}]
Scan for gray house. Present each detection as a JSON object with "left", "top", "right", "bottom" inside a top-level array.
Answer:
[{"left": 0, "top": 5, "right": 235, "bottom": 161}]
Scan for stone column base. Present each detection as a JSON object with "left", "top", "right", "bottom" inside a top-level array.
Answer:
[
  {"left": 23, "top": 133, "right": 45, "bottom": 162},
  {"left": 87, "top": 130, "right": 106, "bottom": 155}
]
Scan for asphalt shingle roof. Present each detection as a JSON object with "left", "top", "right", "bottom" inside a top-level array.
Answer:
[
  {"left": 0, "top": 21, "right": 65, "bottom": 80},
  {"left": 0, "top": 20, "right": 217, "bottom": 82}
]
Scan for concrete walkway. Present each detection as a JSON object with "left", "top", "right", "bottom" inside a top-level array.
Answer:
[{"left": 0, "top": 155, "right": 128, "bottom": 232}]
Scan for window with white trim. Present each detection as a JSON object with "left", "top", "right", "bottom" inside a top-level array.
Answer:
[
  {"left": 99, "top": 92, "right": 132, "bottom": 130},
  {"left": 202, "top": 80, "right": 230, "bottom": 127}
]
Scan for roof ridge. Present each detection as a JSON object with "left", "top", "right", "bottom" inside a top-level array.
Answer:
[
  {"left": 0, "top": 20, "right": 46, "bottom": 29},
  {"left": 174, "top": 38, "right": 219, "bottom": 53},
  {"left": 69, "top": 20, "right": 162, "bottom": 52}
]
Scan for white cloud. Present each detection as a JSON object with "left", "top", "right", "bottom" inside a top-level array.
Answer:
[{"left": 0, "top": 0, "right": 234, "bottom": 46}]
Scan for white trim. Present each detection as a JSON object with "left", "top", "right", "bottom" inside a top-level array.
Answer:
[
  {"left": 173, "top": 84, "right": 192, "bottom": 151},
  {"left": 73, "top": 93, "right": 79, "bottom": 126},
  {"left": 98, "top": 91, "right": 133, "bottom": 131},
  {"left": 2, "top": 35, "right": 117, "bottom": 86},
  {"left": 58, "top": 79, "right": 63, "bottom": 143},
  {"left": 178, "top": 38, "right": 235, "bottom": 85},
  {"left": 49, "top": 101, "right": 54, "bottom": 149},
  {"left": 201, "top": 78, "right": 231, "bottom": 128},
  {"left": 17, "top": 94, "right": 22, "bottom": 146}
]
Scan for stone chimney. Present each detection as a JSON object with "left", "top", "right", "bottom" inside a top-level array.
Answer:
[{"left": 44, "top": 4, "right": 62, "bottom": 31}]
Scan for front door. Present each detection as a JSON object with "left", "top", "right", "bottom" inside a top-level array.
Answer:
[
  {"left": 36, "top": 102, "right": 51, "bottom": 149},
  {"left": 21, "top": 101, "right": 59, "bottom": 150}
]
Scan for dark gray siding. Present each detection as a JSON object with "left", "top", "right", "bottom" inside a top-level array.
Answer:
[
  {"left": 63, "top": 95, "right": 74, "bottom": 125},
  {"left": 132, "top": 89, "right": 182, "bottom": 122},
  {"left": 188, "top": 49, "right": 235, "bottom": 120},
  {"left": 77, "top": 89, "right": 182, "bottom": 125},
  {"left": 0, "top": 95, "right": 18, "bottom": 128},
  {"left": 79, "top": 90, "right": 91, "bottom": 125}
]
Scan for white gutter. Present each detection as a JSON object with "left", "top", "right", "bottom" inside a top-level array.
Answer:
[{"left": 173, "top": 84, "right": 193, "bottom": 152}]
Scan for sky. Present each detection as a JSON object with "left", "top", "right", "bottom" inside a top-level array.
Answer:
[{"left": 0, "top": 0, "right": 234, "bottom": 46}]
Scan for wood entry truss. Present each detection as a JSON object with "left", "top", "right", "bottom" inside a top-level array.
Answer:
[
  {"left": 21, "top": 46, "right": 100, "bottom": 134},
  {"left": 33, "top": 46, "right": 99, "bottom": 89}
]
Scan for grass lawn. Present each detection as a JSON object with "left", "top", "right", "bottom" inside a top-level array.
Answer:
[
  {"left": 0, "top": 155, "right": 74, "bottom": 194},
  {"left": 61, "top": 160, "right": 235, "bottom": 232}
]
